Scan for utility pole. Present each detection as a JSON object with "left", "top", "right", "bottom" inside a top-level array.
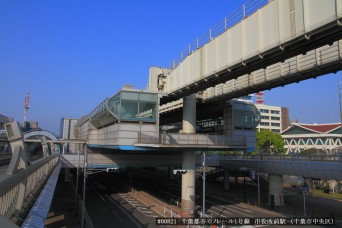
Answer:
[
  {"left": 81, "top": 144, "right": 87, "bottom": 228},
  {"left": 257, "top": 157, "right": 261, "bottom": 207},
  {"left": 339, "top": 82, "right": 342, "bottom": 129},
  {"left": 202, "top": 151, "right": 206, "bottom": 218}
]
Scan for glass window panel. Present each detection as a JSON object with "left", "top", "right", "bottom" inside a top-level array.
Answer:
[
  {"left": 234, "top": 110, "right": 245, "bottom": 128},
  {"left": 245, "top": 105, "right": 254, "bottom": 112},
  {"left": 137, "top": 102, "right": 156, "bottom": 120},
  {"left": 244, "top": 111, "right": 254, "bottom": 129},
  {"left": 234, "top": 103, "right": 245, "bottom": 111},
  {"left": 122, "top": 92, "right": 139, "bottom": 100},
  {"left": 140, "top": 93, "right": 157, "bottom": 102},
  {"left": 120, "top": 101, "right": 138, "bottom": 119},
  {"left": 108, "top": 94, "right": 121, "bottom": 117},
  {"left": 233, "top": 103, "right": 261, "bottom": 129}
]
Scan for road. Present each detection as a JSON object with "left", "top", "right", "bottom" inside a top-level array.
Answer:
[
  {"left": 80, "top": 168, "right": 336, "bottom": 227},
  {"left": 84, "top": 171, "right": 161, "bottom": 228},
  {"left": 129, "top": 168, "right": 330, "bottom": 227}
]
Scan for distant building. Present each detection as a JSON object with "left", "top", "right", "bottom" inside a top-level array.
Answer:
[
  {"left": 60, "top": 118, "right": 78, "bottom": 153},
  {"left": 281, "top": 123, "right": 342, "bottom": 154},
  {"left": 0, "top": 114, "right": 13, "bottom": 129},
  {"left": 21, "top": 121, "right": 40, "bottom": 132},
  {"left": 255, "top": 104, "right": 290, "bottom": 133}
]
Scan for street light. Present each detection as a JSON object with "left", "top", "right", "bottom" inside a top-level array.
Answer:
[
  {"left": 74, "top": 144, "right": 82, "bottom": 215},
  {"left": 301, "top": 186, "right": 308, "bottom": 216},
  {"left": 202, "top": 151, "right": 206, "bottom": 218},
  {"left": 81, "top": 148, "right": 87, "bottom": 228},
  {"left": 257, "top": 156, "right": 261, "bottom": 207}
]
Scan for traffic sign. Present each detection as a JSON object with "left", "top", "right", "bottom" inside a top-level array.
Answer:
[{"left": 301, "top": 186, "right": 308, "bottom": 191}]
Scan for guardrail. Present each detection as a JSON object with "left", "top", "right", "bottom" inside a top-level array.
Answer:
[
  {"left": 0, "top": 154, "right": 59, "bottom": 222},
  {"left": 220, "top": 154, "right": 342, "bottom": 162},
  {"left": 0, "top": 122, "right": 61, "bottom": 226},
  {"left": 164, "top": 206, "right": 181, "bottom": 218}
]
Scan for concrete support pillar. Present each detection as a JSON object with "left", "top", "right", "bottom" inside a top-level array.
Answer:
[
  {"left": 269, "top": 174, "right": 284, "bottom": 207},
  {"left": 223, "top": 103, "right": 233, "bottom": 136},
  {"left": 224, "top": 170, "right": 230, "bottom": 191},
  {"left": 180, "top": 94, "right": 196, "bottom": 216},
  {"left": 181, "top": 151, "right": 196, "bottom": 217},
  {"left": 182, "top": 94, "right": 196, "bottom": 134}
]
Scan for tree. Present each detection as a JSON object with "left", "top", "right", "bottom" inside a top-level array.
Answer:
[
  {"left": 256, "top": 130, "right": 285, "bottom": 154},
  {"left": 300, "top": 148, "right": 326, "bottom": 155}
]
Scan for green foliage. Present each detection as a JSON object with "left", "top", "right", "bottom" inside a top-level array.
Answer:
[
  {"left": 323, "top": 185, "right": 330, "bottom": 194},
  {"left": 300, "top": 148, "right": 326, "bottom": 155},
  {"left": 256, "top": 130, "right": 285, "bottom": 154}
]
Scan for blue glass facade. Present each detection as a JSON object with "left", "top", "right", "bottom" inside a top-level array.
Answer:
[{"left": 89, "top": 90, "right": 158, "bottom": 128}]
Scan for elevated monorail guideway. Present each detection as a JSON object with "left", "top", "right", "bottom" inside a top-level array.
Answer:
[{"left": 159, "top": 0, "right": 342, "bottom": 104}]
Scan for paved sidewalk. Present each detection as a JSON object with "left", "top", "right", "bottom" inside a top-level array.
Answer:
[
  {"left": 203, "top": 180, "right": 342, "bottom": 220},
  {"left": 130, "top": 178, "right": 342, "bottom": 221},
  {"left": 128, "top": 190, "right": 183, "bottom": 218}
]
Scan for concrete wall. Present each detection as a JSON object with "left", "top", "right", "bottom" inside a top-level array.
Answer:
[{"left": 87, "top": 122, "right": 159, "bottom": 146}]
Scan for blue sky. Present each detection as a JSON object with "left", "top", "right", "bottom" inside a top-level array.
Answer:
[{"left": 1, "top": 0, "right": 341, "bottom": 135}]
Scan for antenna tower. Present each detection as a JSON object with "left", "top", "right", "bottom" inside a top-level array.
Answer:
[
  {"left": 24, "top": 93, "right": 31, "bottom": 126},
  {"left": 256, "top": 91, "right": 264, "bottom": 104}
]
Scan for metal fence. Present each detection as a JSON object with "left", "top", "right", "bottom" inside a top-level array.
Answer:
[
  {"left": 138, "top": 132, "right": 246, "bottom": 147},
  {"left": 167, "top": 0, "right": 269, "bottom": 72},
  {"left": 220, "top": 154, "right": 342, "bottom": 162}
]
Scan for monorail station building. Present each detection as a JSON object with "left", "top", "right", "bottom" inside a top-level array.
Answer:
[{"left": 67, "top": 82, "right": 260, "bottom": 216}]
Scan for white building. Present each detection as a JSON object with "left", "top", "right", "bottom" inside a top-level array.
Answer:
[
  {"left": 255, "top": 104, "right": 290, "bottom": 133},
  {"left": 282, "top": 123, "right": 342, "bottom": 154},
  {"left": 59, "top": 118, "right": 78, "bottom": 153}
]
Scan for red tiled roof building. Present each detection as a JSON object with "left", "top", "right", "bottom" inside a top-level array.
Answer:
[{"left": 281, "top": 123, "right": 342, "bottom": 154}]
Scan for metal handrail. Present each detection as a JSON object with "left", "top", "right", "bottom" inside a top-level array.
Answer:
[
  {"left": 137, "top": 131, "right": 246, "bottom": 147},
  {"left": 220, "top": 154, "right": 342, "bottom": 162},
  {"left": 0, "top": 152, "right": 12, "bottom": 161},
  {"left": 167, "top": 0, "right": 269, "bottom": 72}
]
